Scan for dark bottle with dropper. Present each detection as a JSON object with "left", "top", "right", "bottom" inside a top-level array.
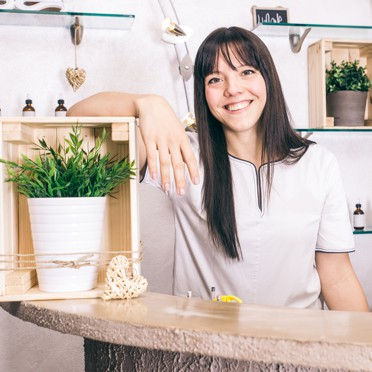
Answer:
[
  {"left": 22, "top": 99, "right": 35, "bottom": 117},
  {"left": 353, "top": 203, "right": 365, "bottom": 230},
  {"left": 55, "top": 99, "right": 67, "bottom": 117}
]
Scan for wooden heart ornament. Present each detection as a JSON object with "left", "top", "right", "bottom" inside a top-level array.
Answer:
[
  {"left": 102, "top": 255, "right": 148, "bottom": 300},
  {"left": 66, "top": 67, "right": 86, "bottom": 91}
]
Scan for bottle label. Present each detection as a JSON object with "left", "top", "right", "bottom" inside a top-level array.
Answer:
[
  {"left": 55, "top": 111, "right": 67, "bottom": 117},
  {"left": 22, "top": 111, "right": 35, "bottom": 117},
  {"left": 353, "top": 214, "right": 365, "bottom": 228}
]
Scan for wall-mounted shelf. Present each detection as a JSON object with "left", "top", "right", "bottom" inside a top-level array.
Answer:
[
  {"left": 253, "top": 22, "right": 372, "bottom": 40},
  {"left": 295, "top": 127, "right": 372, "bottom": 139},
  {"left": 0, "top": 9, "right": 135, "bottom": 45},
  {"left": 0, "top": 9, "right": 135, "bottom": 31},
  {"left": 296, "top": 127, "right": 372, "bottom": 133},
  {"left": 252, "top": 23, "right": 372, "bottom": 53},
  {"left": 354, "top": 228, "right": 372, "bottom": 235}
]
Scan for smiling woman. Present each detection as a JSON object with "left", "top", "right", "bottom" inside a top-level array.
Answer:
[
  {"left": 67, "top": 27, "right": 369, "bottom": 312},
  {"left": 193, "top": 27, "right": 313, "bottom": 261}
]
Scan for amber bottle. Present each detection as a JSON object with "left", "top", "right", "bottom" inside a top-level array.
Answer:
[
  {"left": 353, "top": 203, "right": 365, "bottom": 230},
  {"left": 22, "top": 99, "right": 35, "bottom": 117},
  {"left": 55, "top": 99, "right": 67, "bottom": 117}
]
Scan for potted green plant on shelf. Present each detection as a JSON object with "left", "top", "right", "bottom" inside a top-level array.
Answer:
[
  {"left": 0, "top": 126, "right": 135, "bottom": 293},
  {"left": 326, "top": 60, "right": 371, "bottom": 126}
]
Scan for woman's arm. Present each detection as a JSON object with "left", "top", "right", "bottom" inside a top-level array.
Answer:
[
  {"left": 67, "top": 92, "right": 199, "bottom": 195},
  {"left": 315, "top": 252, "right": 369, "bottom": 312}
]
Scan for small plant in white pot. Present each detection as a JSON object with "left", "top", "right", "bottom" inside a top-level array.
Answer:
[
  {"left": 0, "top": 126, "right": 135, "bottom": 293},
  {"left": 326, "top": 60, "right": 371, "bottom": 126}
]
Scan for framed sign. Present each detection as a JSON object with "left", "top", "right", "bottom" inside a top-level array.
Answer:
[{"left": 251, "top": 6, "right": 289, "bottom": 27}]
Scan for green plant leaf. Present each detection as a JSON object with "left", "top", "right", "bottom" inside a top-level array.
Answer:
[
  {"left": 0, "top": 124, "right": 136, "bottom": 198},
  {"left": 326, "top": 60, "right": 371, "bottom": 93}
]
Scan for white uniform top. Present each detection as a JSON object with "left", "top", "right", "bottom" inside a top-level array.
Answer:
[{"left": 143, "top": 132, "right": 354, "bottom": 309}]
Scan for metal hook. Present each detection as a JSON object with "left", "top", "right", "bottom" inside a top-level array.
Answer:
[
  {"left": 70, "top": 16, "right": 84, "bottom": 46},
  {"left": 289, "top": 27, "right": 311, "bottom": 53}
]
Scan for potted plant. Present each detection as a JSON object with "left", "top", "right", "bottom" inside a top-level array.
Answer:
[
  {"left": 326, "top": 60, "right": 371, "bottom": 126},
  {"left": 0, "top": 126, "right": 135, "bottom": 293}
]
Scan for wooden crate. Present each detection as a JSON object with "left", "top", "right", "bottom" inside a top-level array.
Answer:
[
  {"left": 0, "top": 117, "right": 140, "bottom": 301},
  {"left": 308, "top": 39, "right": 372, "bottom": 128}
]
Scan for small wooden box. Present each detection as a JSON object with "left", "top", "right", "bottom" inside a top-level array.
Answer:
[
  {"left": 0, "top": 117, "right": 140, "bottom": 301},
  {"left": 308, "top": 39, "right": 372, "bottom": 128}
]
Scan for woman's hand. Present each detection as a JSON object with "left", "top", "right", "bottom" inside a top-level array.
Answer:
[
  {"left": 135, "top": 95, "right": 199, "bottom": 195},
  {"left": 67, "top": 92, "right": 200, "bottom": 196}
]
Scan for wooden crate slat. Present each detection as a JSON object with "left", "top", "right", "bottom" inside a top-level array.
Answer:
[
  {"left": 130, "top": 119, "right": 141, "bottom": 275},
  {"left": 0, "top": 284, "right": 104, "bottom": 302},
  {"left": 4, "top": 269, "right": 37, "bottom": 295},
  {"left": 97, "top": 126, "right": 132, "bottom": 282},
  {"left": 2, "top": 122, "right": 34, "bottom": 144},
  {"left": 0, "top": 124, "right": 19, "bottom": 272},
  {"left": 308, "top": 40, "right": 326, "bottom": 128},
  {"left": 111, "top": 122, "right": 130, "bottom": 142}
]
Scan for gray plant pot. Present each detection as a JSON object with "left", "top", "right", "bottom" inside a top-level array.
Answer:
[{"left": 326, "top": 90, "right": 368, "bottom": 126}]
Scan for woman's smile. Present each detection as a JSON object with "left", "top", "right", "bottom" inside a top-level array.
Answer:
[{"left": 224, "top": 99, "right": 253, "bottom": 112}]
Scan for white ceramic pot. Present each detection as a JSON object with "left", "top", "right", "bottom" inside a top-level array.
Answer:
[{"left": 28, "top": 197, "right": 106, "bottom": 293}]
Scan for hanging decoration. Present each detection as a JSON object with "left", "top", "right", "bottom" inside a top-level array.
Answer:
[{"left": 66, "top": 17, "right": 86, "bottom": 91}]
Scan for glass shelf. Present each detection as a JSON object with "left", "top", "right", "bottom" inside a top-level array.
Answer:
[
  {"left": 253, "top": 22, "right": 372, "bottom": 41},
  {"left": 296, "top": 127, "right": 372, "bottom": 132},
  {"left": 354, "top": 228, "right": 372, "bottom": 235},
  {"left": 0, "top": 9, "right": 135, "bottom": 30}
]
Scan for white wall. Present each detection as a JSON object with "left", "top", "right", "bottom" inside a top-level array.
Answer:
[{"left": 1, "top": 0, "right": 372, "bottom": 371}]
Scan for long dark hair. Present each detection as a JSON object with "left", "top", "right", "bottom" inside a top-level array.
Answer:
[{"left": 194, "top": 27, "right": 313, "bottom": 260}]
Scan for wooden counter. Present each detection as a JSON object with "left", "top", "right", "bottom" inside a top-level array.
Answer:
[{"left": 1, "top": 292, "right": 372, "bottom": 371}]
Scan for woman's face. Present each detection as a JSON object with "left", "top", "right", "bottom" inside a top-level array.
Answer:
[{"left": 204, "top": 50, "right": 267, "bottom": 136}]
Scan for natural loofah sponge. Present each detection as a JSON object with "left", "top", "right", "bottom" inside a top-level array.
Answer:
[{"left": 102, "top": 255, "right": 148, "bottom": 300}]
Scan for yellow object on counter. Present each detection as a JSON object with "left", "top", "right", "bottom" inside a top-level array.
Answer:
[{"left": 213, "top": 295, "right": 243, "bottom": 303}]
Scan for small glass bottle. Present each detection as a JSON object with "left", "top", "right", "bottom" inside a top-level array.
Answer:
[
  {"left": 353, "top": 203, "right": 365, "bottom": 230},
  {"left": 55, "top": 99, "right": 67, "bottom": 117},
  {"left": 210, "top": 286, "right": 216, "bottom": 301},
  {"left": 22, "top": 99, "right": 35, "bottom": 117}
]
